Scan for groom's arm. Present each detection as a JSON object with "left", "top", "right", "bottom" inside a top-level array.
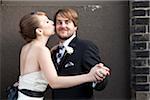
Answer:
[{"left": 82, "top": 40, "right": 109, "bottom": 91}]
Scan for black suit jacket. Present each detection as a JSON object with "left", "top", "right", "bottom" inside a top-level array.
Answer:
[{"left": 51, "top": 36, "right": 108, "bottom": 99}]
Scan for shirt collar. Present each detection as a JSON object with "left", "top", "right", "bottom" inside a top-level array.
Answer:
[{"left": 60, "top": 32, "right": 76, "bottom": 48}]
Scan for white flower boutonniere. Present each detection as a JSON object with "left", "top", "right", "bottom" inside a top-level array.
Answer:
[{"left": 65, "top": 46, "right": 74, "bottom": 55}]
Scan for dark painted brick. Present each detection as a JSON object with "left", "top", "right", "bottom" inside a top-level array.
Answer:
[
  {"left": 132, "top": 83, "right": 150, "bottom": 91},
  {"left": 132, "top": 67, "right": 149, "bottom": 74},
  {"left": 132, "top": 18, "right": 150, "bottom": 25},
  {"left": 132, "top": 75, "right": 148, "bottom": 83},
  {"left": 131, "top": 42, "right": 147, "bottom": 50},
  {"left": 132, "top": 34, "right": 149, "bottom": 41},
  {"left": 148, "top": 25, "right": 150, "bottom": 32},
  {"left": 132, "top": 1, "right": 150, "bottom": 8},
  {"left": 147, "top": 9, "right": 150, "bottom": 16},
  {"left": 130, "top": 25, "right": 146, "bottom": 33},
  {"left": 132, "top": 51, "right": 150, "bottom": 58},
  {"left": 132, "top": 10, "right": 146, "bottom": 16},
  {"left": 131, "top": 59, "right": 147, "bottom": 66}
]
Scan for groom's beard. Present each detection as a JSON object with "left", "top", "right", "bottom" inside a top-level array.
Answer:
[{"left": 56, "top": 33, "right": 73, "bottom": 40}]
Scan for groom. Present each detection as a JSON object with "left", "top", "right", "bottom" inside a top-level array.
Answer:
[{"left": 51, "top": 8, "right": 110, "bottom": 100}]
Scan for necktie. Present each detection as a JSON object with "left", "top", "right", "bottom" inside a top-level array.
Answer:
[{"left": 56, "top": 45, "right": 65, "bottom": 64}]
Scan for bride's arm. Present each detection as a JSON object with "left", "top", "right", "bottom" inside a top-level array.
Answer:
[{"left": 38, "top": 47, "right": 106, "bottom": 89}]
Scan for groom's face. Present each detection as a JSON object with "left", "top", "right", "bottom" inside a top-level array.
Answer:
[{"left": 55, "top": 15, "right": 77, "bottom": 40}]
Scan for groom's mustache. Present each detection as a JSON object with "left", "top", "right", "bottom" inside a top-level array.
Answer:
[{"left": 58, "top": 27, "right": 68, "bottom": 31}]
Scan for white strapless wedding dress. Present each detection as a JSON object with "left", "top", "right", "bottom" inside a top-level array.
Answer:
[{"left": 17, "top": 71, "right": 48, "bottom": 100}]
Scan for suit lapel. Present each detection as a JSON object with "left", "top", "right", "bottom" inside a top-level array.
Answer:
[
  {"left": 58, "top": 37, "right": 78, "bottom": 67},
  {"left": 52, "top": 37, "right": 79, "bottom": 71},
  {"left": 59, "top": 51, "right": 69, "bottom": 67},
  {"left": 51, "top": 46, "right": 59, "bottom": 70},
  {"left": 69, "top": 36, "right": 77, "bottom": 47}
]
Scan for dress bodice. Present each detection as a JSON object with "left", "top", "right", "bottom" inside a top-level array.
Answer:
[{"left": 18, "top": 71, "right": 48, "bottom": 92}]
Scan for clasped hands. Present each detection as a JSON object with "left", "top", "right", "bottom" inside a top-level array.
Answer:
[{"left": 89, "top": 63, "right": 110, "bottom": 82}]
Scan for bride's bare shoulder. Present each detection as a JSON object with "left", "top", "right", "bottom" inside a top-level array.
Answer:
[
  {"left": 21, "top": 43, "right": 30, "bottom": 52},
  {"left": 37, "top": 46, "right": 51, "bottom": 54}
]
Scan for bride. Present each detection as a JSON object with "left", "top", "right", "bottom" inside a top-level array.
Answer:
[{"left": 17, "top": 11, "right": 110, "bottom": 100}]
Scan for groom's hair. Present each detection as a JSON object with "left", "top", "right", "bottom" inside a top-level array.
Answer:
[
  {"left": 54, "top": 8, "right": 78, "bottom": 27},
  {"left": 19, "top": 11, "right": 47, "bottom": 43}
]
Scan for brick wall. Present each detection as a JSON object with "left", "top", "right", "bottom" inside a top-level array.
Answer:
[{"left": 130, "top": 0, "right": 150, "bottom": 100}]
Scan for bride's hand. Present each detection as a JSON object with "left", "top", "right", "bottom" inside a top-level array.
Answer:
[{"left": 88, "top": 63, "right": 110, "bottom": 82}]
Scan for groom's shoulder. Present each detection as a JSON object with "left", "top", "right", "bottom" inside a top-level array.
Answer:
[{"left": 77, "top": 38, "right": 96, "bottom": 47}]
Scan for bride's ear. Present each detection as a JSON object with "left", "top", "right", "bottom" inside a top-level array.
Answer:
[{"left": 36, "top": 28, "right": 43, "bottom": 36}]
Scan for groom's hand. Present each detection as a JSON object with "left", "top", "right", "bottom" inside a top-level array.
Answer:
[{"left": 96, "top": 63, "right": 110, "bottom": 80}]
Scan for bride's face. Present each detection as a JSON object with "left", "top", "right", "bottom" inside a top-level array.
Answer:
[{"left": 38, "top": 15, "right": 55, "bottom": 36}]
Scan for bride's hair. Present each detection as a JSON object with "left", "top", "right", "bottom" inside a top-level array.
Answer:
[{"left": 19, "top": 11, "right": 47, "bottom": 43}]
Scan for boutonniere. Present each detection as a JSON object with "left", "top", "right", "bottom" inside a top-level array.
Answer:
[{"left": 65, "top": 46, "right": 74, "bottom": 55}]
